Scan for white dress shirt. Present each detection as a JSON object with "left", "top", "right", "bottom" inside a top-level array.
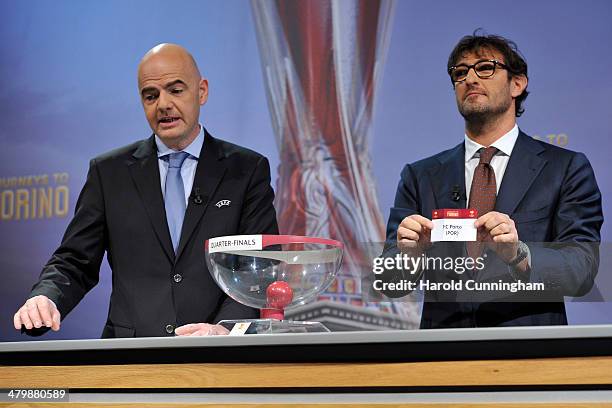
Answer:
[{"left": 155, "top": 125, "right": 204, "bottom": 206}]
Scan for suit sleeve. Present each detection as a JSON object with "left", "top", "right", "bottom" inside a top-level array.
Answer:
[
  {"left": 28, "top": 159, "right": 107, "bottom": 321},
  {"left": 528, "top": 152, "right": 603, "bottom": 296},
  {"left": 375, "top": 164, "right": 425, "bottom": 298},
  {"left": 213, "top": 155, "right": 279, "bottom": 322}
]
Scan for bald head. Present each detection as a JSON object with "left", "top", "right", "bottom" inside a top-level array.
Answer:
[
  {"left": 138, "top": 43, "right": 201, "bottom": 87},
  {"left": 137, "top": 43, "right": 209, "bottom": 150}
]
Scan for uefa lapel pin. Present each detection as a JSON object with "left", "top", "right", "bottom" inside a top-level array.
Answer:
[{"left": 215, "top": 199, "right": 231, "bottom": 208}]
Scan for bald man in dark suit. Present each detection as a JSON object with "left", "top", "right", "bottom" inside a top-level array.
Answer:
[{"left": 14, "top": 44, "right": 278, "bottom": 337}]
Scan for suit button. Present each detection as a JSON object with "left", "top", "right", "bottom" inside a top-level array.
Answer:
[
  {"left": 165, "top": 324, "right": 174, "bottom": 334},
  {"left": 173, "top": 274, "right": 182, "bottom": 283}
]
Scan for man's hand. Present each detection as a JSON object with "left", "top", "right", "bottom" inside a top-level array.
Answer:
[
  {"left": 474, "top": 211, "right": 519, "bottom": 263},
  {"left": 174, "top": 323, "right": 230, "bottom": 336},
  {"left": 14, "top": 295, "right": 61, "bottom": 332},
  {"left": 397, "top": 214, "right": 434, "bottom": 254}
]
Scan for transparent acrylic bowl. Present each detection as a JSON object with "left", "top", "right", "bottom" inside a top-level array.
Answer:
[{"left": 205, "top": 235, "right": 343, "bottom": 333}]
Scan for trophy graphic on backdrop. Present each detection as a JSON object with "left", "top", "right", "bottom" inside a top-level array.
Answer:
[
  {"left": 251, "top": 0, "right": 420, "bottom": 329},
  {"left": 205, "top": 235, "right": 343, "bottom": 334}
]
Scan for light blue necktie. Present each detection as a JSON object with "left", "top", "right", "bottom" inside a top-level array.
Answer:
[{"left": 164, "top": 151, "right": 189, "bottom": 252}]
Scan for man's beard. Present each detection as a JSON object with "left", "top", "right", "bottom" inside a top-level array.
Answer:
[{"left": 458, "top": 95, "right": 512, "bottom": 127}]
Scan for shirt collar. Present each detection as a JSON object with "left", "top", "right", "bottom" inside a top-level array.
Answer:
[
  {"left": 464, "top": 124, "right": 519, "bottom": 162},
  {"left": 155, "top": 125, "right": 204, "bottom": 159}
]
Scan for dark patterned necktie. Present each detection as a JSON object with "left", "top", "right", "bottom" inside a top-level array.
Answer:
[{"left": 467, "top": 146, "right": 498, "bottom": 259}]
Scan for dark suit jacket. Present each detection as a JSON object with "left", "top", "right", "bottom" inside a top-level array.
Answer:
[
  {"left": 29, "top": 130, "right": 278, "bottom": 337},
  {"left": 385, "top": 131, "right": 603, "bottom": 328}
]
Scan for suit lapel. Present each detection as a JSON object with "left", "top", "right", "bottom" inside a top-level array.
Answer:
[
  {"left": 175, "top": 131, "right": 228, "bottom": 260},
  {"left": 127, "top": 136, "right": 175, "bottom": 262},
  {"left": 495, "top": 131, "right": 547, "bottom": 216},
  {"left": 429, "top": 142, "right": 467, "bottom": 210}
]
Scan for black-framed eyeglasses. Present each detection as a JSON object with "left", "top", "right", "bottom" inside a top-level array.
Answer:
[{"left": 448, "top": 59, "right": 510, "bottom": 83}]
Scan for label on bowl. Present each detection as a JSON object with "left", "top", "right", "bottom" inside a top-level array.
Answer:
[
  {"left": 229, "top": 322, "right": 252, "bottom": 336},
  {"left": 208, "top": 235, "right": 263, "bottom": 253}
]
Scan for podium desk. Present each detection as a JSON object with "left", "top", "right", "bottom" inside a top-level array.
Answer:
[{"left": 1, "top": 325, "right": 612, "bottom": 406}]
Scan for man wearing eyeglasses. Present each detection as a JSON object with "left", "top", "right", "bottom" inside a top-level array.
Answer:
[{"left": 384, "top": 32, "right": 603, "bottom": 328}]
